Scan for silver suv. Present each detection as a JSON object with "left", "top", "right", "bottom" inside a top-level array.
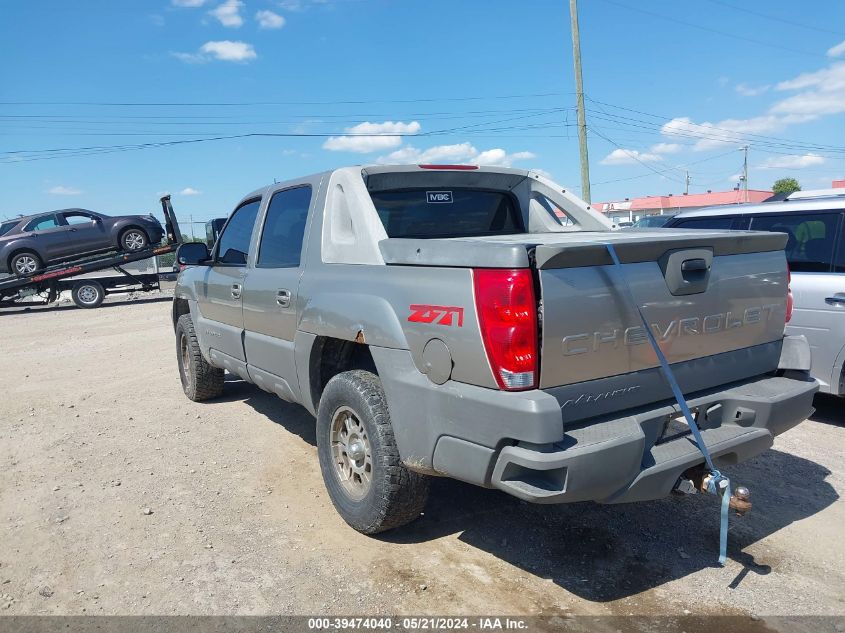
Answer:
[{"left": 665, "top": 189, "right": 845, "bottom": 396}]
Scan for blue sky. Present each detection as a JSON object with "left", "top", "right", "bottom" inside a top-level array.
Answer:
[{"left": 2, "top": 0, "right": 845, "bottom": 227}]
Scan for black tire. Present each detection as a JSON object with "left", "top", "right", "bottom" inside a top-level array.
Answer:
[
  {"left": 120, "top": 227, "right": 149, "bottom": 252},
  {"left": 10, "top": 251, "right": 42, "bottom": 276},
  {"left": 175, "top": 313, "right": 224, "bottom": 402},
  {"left": 316, "top": 369, "right": 429, "bottom": 534},
  {"left": 71, "top": 280, "right": 105, "bottom": 309}
]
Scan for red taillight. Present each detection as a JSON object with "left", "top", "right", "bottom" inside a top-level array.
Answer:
[
  {"left": 419, "top": 164, "right": 479, "bottom": 170},
  {"left": 786, "top": 266, "right": 794, "bottom": 323},
  {"left": 472, "top": 268, "right": 538, "bottom": 390}
]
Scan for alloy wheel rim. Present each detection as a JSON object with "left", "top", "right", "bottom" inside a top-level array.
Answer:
[
  {"left": 15, "top": 256, "right": 37, "bottom": 274},
  {"left": 180, "top": 333, "right": 190, "bottom": 382},
  {"left": 330, "top": 406, "right": 372, "bottom": 500},
  {"left": 125, "top": 232, "right": 144, "bottom": 250}
]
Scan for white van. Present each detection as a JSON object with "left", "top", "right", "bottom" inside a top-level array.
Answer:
[{"left": 665, "top": 189, "right": 845, "bottom": 396}]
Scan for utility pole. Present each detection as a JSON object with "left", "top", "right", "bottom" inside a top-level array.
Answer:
[
  {"left": 741, "top": 145, "right": 749, "bottom": 202},
  {"left": 569, "top": 0, "right": 591, "bottom": 204},
  {"left": 189, "top": 214, "right": 195, "bottom": 241},
  {"left": 685, "top": 170, "right": 690, "bottom": 195}
]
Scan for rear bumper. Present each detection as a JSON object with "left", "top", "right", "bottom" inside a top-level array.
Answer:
[
  {"left": 490, "top": 372, "right": 817, "bottom": 504},
  {"left": 372, "top": 336, "right": 818, "bottom": 505}
]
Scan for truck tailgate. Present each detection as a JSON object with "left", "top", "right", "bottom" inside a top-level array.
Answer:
[{"left": 536, "top": 230, "right": 789, "bottom": 388}]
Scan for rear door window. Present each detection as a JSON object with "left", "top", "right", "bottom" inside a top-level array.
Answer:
[
  {"left": 216, "top": 199, "right": 261, "bottom": 265},
  {"left": 257, "top": 186, "right": 312, "bottom": 268},
  {"left": 672, "top": 216, "right": 739, "bottom": 230},
  {"left": 836, "top": 215, "right": 845, "bottom": 273},
  {"left": 749, "top": 212, "right": 842, "bottom": 273},
  {"left": 369, "top": 189, "right": 523, "bottom": 238},
  {"left": 24, "top": 215, "right": 60, "bottom": 231}
]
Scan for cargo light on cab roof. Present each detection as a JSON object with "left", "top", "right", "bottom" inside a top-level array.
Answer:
[{"left": 418, "top": 164, "right": 479, "bottom": 170}]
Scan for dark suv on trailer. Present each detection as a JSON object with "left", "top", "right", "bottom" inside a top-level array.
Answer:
[{"left": 0, "top": 208, "right": 164, "bottom": 275}]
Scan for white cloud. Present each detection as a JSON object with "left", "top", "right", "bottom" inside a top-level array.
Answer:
[
  {"left": 475, "top": 149, "right": 536, "bottom": 167},
  {"left": 172, "top": 0, "right": 207, "bottom": 6},
  {"left": 178, "top": 187, "right": 202, "bottom": 196},
  {"left": 771, "top": 62, "right": 845, "bottom": 117},
  {"left": 827, "top": 40, "right": 845, "bottom": 58},
  {"left": 759, "top": 153, "right": 825, "bottom": 169},
  {"left": 376, "top": 143, "right": 535, "bottom": 167},
  {"left": 256, "top": 10, "right": 285, "bottom": 29},
  {"left": 209, "top": 0, "right": 244, "bottom": 27},
  {"left": 735, "top": 83, "right": 770, "bottom": 97},
  {"left": 600, "top": 148, "right": 662, "bottom": 165},
  {"left": 277, "top": 0, "right": 330, "bottom": 11},
  {"left": 323, "top": 121, "right": 421, "bottom": 153},
  {"left": 660, "top": 115, "right": 789, "bottom": 150},
  {"left": 47, "top": 186, "right": 82, "bottom": 196},
  {"left": 173, "top": 40, "right": 256, "bottom": 63},
  {"left": 650, "top": 142, "right": 683, "bottom": 154}
]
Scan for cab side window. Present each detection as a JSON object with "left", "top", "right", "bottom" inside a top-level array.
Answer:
[
  {"left": 257, "top": 186, "right": 312, "bottom": 268},
  {"left": 750, "top": 213, "right": 841, "bottom": 273},
  {"left": 63, "top": 212, "right": 97, "bottom": 225},
  {"left": 216, "top": 199, "right": 261, "bottom": 265}
]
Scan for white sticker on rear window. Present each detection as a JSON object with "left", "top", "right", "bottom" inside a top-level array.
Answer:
[{"left": 426, "top": 191, "right": 453, "bottom": 204}]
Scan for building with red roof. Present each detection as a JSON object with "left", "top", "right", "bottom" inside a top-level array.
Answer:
[{"left": 595, "top": 188, "right": 773, "bottom": 222}]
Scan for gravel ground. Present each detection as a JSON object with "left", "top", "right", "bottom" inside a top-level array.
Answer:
[{"left": 1, "top": 291, "right": 843, "bottom": 625}]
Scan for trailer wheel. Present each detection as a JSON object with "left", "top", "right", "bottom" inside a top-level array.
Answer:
[
  {"left": 316, "top": 370, "right": 429, "bottom": 534},
  {"left": 175, "top": 314, "right": 224, "bottom": 402},
  {"left": 71, "top": 280, "right": 105, "bottom": 309},
  {"left": 10, "top": 251, "right": 42, "bottom": 276}
]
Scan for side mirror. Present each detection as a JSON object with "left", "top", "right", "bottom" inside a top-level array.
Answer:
[{"left": 177, "top": 242, "right": 210, "bottom": 266}]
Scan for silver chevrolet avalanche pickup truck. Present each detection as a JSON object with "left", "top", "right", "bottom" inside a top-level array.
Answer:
[{"left": 172, "top": 164, "right": 817, "bottom": 534}]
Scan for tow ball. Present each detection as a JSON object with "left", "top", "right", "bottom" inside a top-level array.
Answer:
[{"left": 673, "top": 468, "right": 752, "bottom": 517}]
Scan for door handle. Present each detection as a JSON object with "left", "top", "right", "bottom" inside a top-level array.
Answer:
[
  {"left": 825, "top": 294, "right": 845, "bottom": 306},
  {"left": 276, "top": 289, "right": 292, "bottom": 307},
  {"left": 231, "top": 283, "right": 242, "bottom": 299}
]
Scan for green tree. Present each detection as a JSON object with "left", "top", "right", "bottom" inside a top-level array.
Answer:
[{"left": 772, "top": 177, "right": 801, "bottom": 195}]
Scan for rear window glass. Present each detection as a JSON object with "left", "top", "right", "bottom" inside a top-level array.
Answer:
[
  {"left": 0, "top": 220, "right": 18, "bottom": 236},
  {"left": 369, "top": 189, "right": 523, "bottom": 238},
  {"left": 750, "top": 212, "right": 841, "bottom": 273}
]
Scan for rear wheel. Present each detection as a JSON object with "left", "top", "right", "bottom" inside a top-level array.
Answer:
[
  {"left": 316, "top": 370, "right": 429, "bottom": 534},
  {"left": 120, "top": 228, "right": 149, "bottom": 252},
  {"left": 175, "top": 313, "right": 224, "bottom": 401},
  {"left": 71, "top": 280, "right": 105, "bottom": 309},
  {"left": 10, "top": 251, "right": 42, "bottom": 276}
]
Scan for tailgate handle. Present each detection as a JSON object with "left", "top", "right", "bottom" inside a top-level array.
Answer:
[
  {"left": 681, "top": 258, "right": 708, "bottom": 273},
  {"left": 659, "top": 248, "right": 713, "bottom": 296}
]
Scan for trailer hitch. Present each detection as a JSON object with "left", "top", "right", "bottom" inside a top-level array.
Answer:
[{"left": 675, "top": 467, "right": 752, "bottom": 517}]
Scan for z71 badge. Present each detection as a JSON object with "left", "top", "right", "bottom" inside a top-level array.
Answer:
[{"left": 408, "top": 304, "right": 464, "bottom": 327}]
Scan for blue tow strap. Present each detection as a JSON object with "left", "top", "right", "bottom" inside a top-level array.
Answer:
[{"left": 605, "top": 243, "right": 731, "bottom": 566}]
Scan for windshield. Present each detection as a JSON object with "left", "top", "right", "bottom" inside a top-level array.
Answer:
[
  {"left": 370, "top": 189, "right": 524, "bottom": 239},
  {"left": 0, "top": 220, "right": 19, "bottom": 236}
]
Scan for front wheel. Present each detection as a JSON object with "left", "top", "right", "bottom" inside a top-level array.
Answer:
[
  {"left": 71, "top": 280, "right": 105, "bottom": 309},
  {"left": 175, "top": 313, "right": 224, "bottom": 401},
  {"left": 120, "top": 228, "right": 149, "bottom": 252},
  {"left": 316, "top": 370, "right": 429, "bottom": 534}
]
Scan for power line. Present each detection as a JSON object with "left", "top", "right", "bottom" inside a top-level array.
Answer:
[
  {"left": 702, "top": 0, "right": 845, "bottom": 37},
  {"left": 597, "top": 0, "right": 828, "bottom": 59},
  {"left": 0, "top": 92, "right": 569, "bottom": 107}
]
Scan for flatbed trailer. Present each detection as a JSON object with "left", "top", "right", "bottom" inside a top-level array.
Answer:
[{"left": 0, "top": 196, "right": 182, "bottom": 309}]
